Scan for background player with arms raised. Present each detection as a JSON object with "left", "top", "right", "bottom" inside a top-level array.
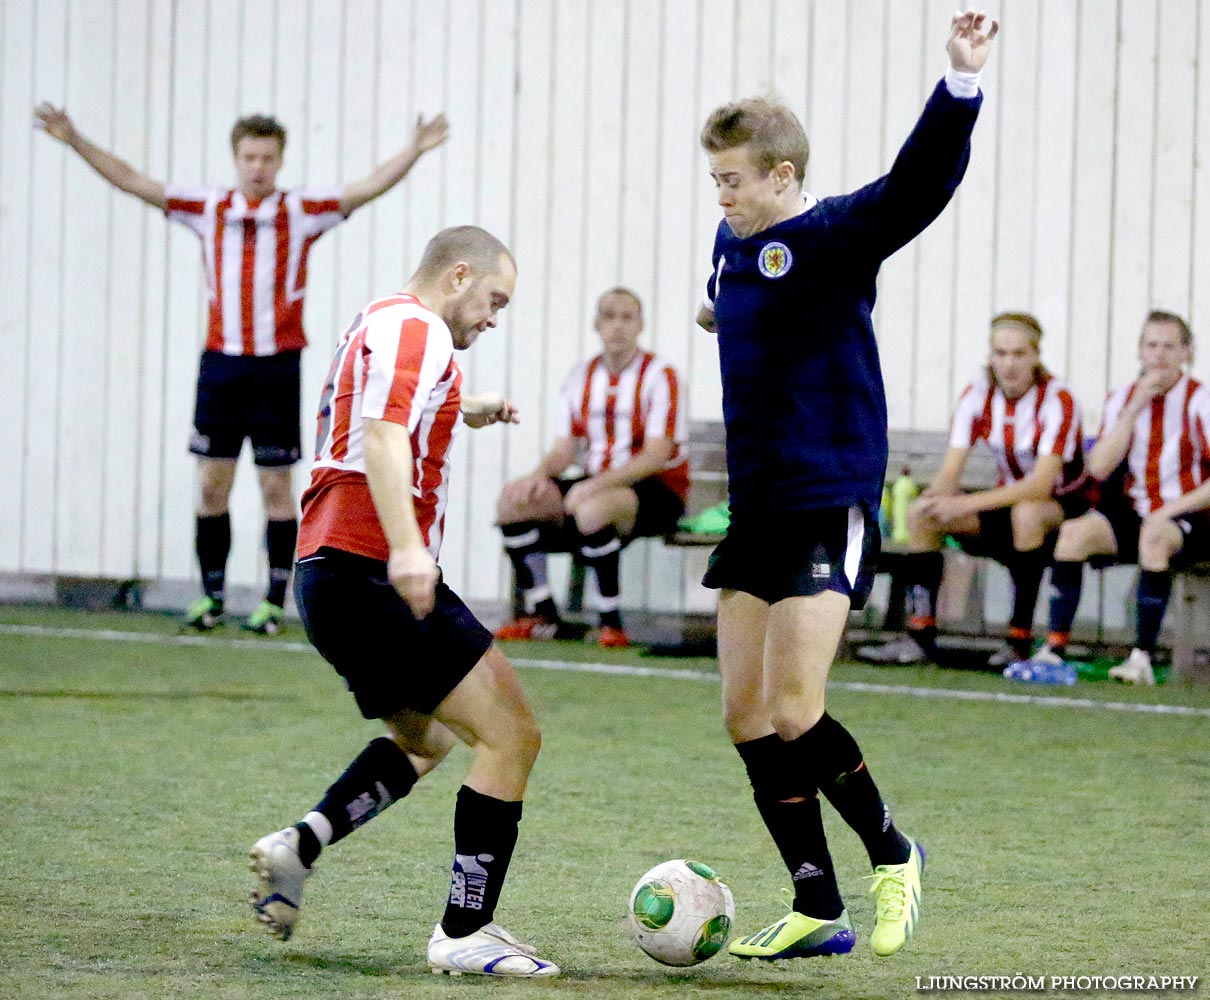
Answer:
[{"left": 33, "top": 102, "right": 447, "bottom": 635}]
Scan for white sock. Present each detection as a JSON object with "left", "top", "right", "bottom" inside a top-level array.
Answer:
[{"left": 302, "top": 811, "right": 333, "bottom": 847}]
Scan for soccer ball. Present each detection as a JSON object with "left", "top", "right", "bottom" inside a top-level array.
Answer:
[{"left": 627, "top": 859, "right": 735, "bottom": 967}]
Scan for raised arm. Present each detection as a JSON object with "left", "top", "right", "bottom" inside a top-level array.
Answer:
[
  {"left": 33, "top": 103, "right": 166, "bottom": 210},
  {"left": 339, "top": 113, "right": 449, "bottom": 216},
  {"left": 832, "top": 10, "right": 998, "bottom": 261}
]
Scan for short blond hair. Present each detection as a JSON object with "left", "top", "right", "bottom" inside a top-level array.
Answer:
[{"left": 700, "top": 97, "right": 809, "bottom": 184}]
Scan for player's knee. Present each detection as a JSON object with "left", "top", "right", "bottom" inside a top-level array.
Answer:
[
  {"left": 768, "top": 703, "right": 822, "bottom": 742},
  {"left": 1054, "top": 517, "right": 1093, "bottom": 560},
  {"left": 508, "top": 709, "right": 542, "bottom": 771}
]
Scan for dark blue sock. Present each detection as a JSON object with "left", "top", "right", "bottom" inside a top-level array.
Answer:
[{"left": 1135, "top": 570, "right": 1173, "bottom": 654}]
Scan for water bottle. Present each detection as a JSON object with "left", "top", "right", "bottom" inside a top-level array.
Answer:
[
  {"left": 1003, "top": 658, "right": 1077, "bottom": 685},
  {"left": 890, "top": 468, "right": 917, "bottom": 543},
  {"left": 879, "top": 486, "right": 892, "bottom": 537}
]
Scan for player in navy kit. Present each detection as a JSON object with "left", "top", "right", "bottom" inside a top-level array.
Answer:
[{"left": 696, "top": 10, "right": 998, "bottom": 961}]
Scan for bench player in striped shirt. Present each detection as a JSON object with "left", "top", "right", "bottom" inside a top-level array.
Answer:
[
  {"left": 494, "top": 288, "right": 689, "bottom": 648},
  {"left": 33, "top": 102, "right": 447, "bottom": 635},
  {"left": 249, "top": 226, "right": 558, "bottom": 978},
  {"left": 1029, "top": 311, "right": 1210, "bottom": 685},
  {"left": 860, "top": 313, "right": 1085, "bottom": 667}
]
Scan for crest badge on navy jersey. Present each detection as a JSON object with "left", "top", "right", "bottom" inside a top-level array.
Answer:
[{"left": 757, "top": 241, "right": 793, "bottom": 278}]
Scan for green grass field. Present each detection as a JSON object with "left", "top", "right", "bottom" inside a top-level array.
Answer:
[{"left": 2, "top": 605, "right": 1207, "bottom": 999}]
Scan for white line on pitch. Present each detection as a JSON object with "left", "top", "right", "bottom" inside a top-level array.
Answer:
[{"left": 3, "top": 622, "right": 1209, "bottom": 719}]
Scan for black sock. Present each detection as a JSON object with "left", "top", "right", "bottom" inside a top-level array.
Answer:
[
  {"left": 789, "top": 714, "right": 911, "bottom": 868},
  {"left": 579, "top": 526, "right": 622, "bottom": 629},
  {"left": 735, "top": 735, "right": 844, "bottom": 919},
  {"left": 309, "top": 737, "right": 418, "bottom": 854},
  {"left": 1047, "top": 560, "right": 1084, "bottom": 643},
  {"left": 904, "top": 551, "right": 943, "bottom": 652},
  {"left": 294, "top": 822, "right": 322, "bottom": 868},
  {"left": 1135, "top": 570, "right": 1173, "bottom": 654},
  {"left": 195, "top": 513, "right": 231, "bottom": 606},
  {"left": 502, "top": 521, "right": 558, "bottom": 620},
  {"left": 441, "top": 786, "right": 523, "bottom": 937},
  {"left": 1008, "top": 546, "right": 1049, "bottom": 655},
  {"left": 265, "top": 518, "right": 297, "bottom": 607}
]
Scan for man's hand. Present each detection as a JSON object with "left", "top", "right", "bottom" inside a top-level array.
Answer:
[
  {"left": 33, "top": 102, "right": 75, "bottom": 143},
  {"left": 413, "top": 113, "right": 450, "bottom": 155},
  {"left": 1126, "top": 368, "right": 1172, "bottom": 414},
  {"left": 387, "top": 544, "right": 440, "bottom": 619},
  {"left": 461, "top": 393, "right": 520, "bottom": 428},
  {"left": 946, "top": 9, "right": 999, "bottom": 72},
  {"left": 915, "top": 492, "right": 977, "bottom": 525}
]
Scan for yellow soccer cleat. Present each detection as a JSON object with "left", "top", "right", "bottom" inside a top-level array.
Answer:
[
  {"left": 867, "top": 840, "right": 925, "bottom": 957},
  {"left": 729, "top": 909, "right": 855, "bottom": 960}
]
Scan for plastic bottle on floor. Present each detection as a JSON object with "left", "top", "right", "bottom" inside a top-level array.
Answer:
[{"left": 1003, "top": 658, "right": 1077, "bottom": 685}]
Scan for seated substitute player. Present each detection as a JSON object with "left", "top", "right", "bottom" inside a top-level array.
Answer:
[
  {"left": 34, "top": 103, "right": 448, "bottom": 636},
  {"left": 494, "top": 287, "right": 688, "bottom": 648},
  {"left": 859, "top": 313, "right": 1085, "bottom": 667},
  {"left": 1028, "top": 310, "right": 1210, "bottom": 685},
  {"left": 248, "top": 226, "right": 559, "bottom": 978},
  {"left": 695, "top": 11, "right": 997, "bottom": 963}
]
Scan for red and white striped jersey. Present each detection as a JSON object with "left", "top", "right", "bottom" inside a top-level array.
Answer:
[
  {"left": 297, "top": 293, "right": 463, "bottom": 563},
  {"left": 555, "top": 350, "right": 690, "bottom": 500},
  {"left": 949, "top": 373, "right": 1084, "bottom": 489},
  {"left": 1099, "top": 374, "right": 1210, "bottom": 516},
  {"left": 164, "top": 184, "right": 346, "bottom": 356}
]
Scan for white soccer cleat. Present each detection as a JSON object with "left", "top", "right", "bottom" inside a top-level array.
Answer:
[
  {"left": 857, "top": 635, "right": 929, "bottom": 664},
  {"left": 249, "top": 827, "right": 312, "bottom": 941},
  {"left": 1108, "top": 648, "right": 1156, "bottom": 686},
  {"left": 427, "top": 922, "right": 560, "bottom": 977}
]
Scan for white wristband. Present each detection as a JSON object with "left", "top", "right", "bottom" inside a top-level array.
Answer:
[{"left": 944, "top": 67, "right": 982, "bottom": 99}]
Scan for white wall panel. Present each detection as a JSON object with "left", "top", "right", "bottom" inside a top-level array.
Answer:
[
  {"left": 3, "top": 0, "right": 1208, "bottom": 613},
  {"left": 0, "top": 0, "right": 36, "bottom": 568}
]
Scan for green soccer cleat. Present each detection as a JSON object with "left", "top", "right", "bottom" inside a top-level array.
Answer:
[
  {"left": 867, "top": 840, "right": 925, "bottom": 957},
  {"left": 729, "top": 909, "right": 855, "bottom": 960},
  {"left": 182, "top": 596, "right": 224, "bottom": 632},
  {"left": 243, "top": 600, "right": 284, "bottom": 636}
]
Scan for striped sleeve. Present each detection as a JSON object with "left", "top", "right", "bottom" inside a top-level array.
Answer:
[
  {"left": 163, "top": 182, "right": 215, "bottom": 236},
  {"left": 1036, "top": 383, "right": 1082, "bottom": 460},
  {"left": 948, "top": 380, "right": 985, "bottom": 449},
  {"left": 294, "top": 186, "right": 347, "bottom": 236},
  {"left": 361, "top": 307, "right": 453, "bottom": 431},
  {"left": 642, "top": 357, "right": 685, "bottom": 443},
  {"left": 1098, "top": 384, "right": 1131, "bottom": 438},
  {"left": 1190, "top": 383, "right": 1210, "bottom": 455},
  {"left": 556, "top": 361, "right": 588, "bottom": 439}
]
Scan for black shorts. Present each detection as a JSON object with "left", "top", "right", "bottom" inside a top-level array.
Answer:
[
  {"left": 953, "top": 493, "right": 1090, "bottom": 565},
  {"left": 293, "top": 548, "right": 493, "bottom": 719},
  {"left": 701, "top": 505, "right": 880, "bottom": 609},
  {"left": 1091, "top": 501, "right": 1210, "bottom": 569},
  {"left": 551, "top": 476, "right": 685, "bottom": 543},
  {"left": 190, "top": 349, "right": 302, "bottom": 466}
]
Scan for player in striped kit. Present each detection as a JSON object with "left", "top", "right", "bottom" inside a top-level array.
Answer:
[
  {"left": 1029, "top": 311, "right": 1210, "bottom": 684},
  {"left": 33, "top": 103, "right": 448, "bottom": 635},
  {"left": 249, "top": 226, "right": 559, "bottom": 977},
  {"left": 860, "top": 313, "right": 1085, "bottom": 667},
  {"left": 494, "top": 288, "right": 688, "bottom": 648}
]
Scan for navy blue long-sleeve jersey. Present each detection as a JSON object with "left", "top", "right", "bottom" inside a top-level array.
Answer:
[{"left": 706, "top": 79, "right": 981, "bottom": 520}]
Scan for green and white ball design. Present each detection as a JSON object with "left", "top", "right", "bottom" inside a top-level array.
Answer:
[{"left": 627, "top": 859, "right": 735, "bottom": 967}]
